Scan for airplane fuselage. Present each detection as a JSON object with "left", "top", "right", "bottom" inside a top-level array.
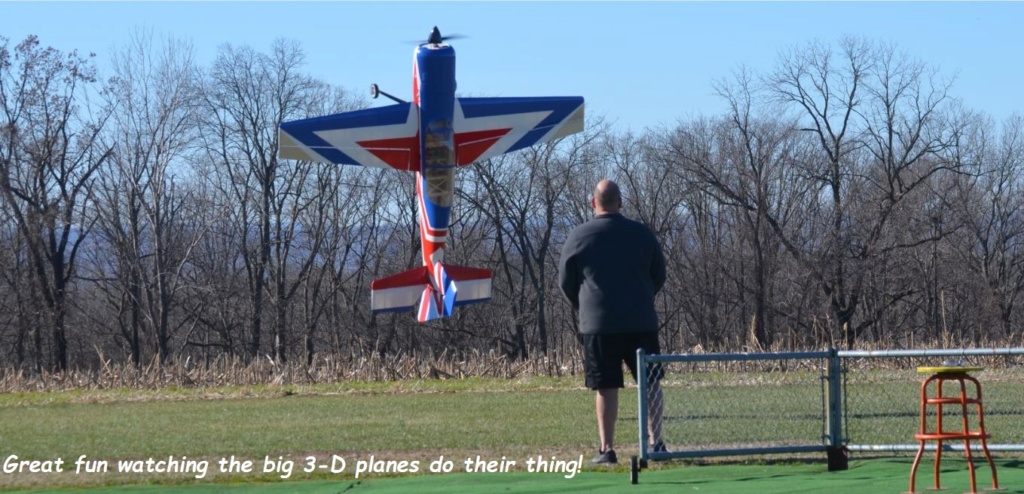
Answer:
[{"left": 413, "top": 43, "right": 457, "bottom": 269}]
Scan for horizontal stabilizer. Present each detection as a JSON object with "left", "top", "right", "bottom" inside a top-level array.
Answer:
[
  {"left": 440, "top": 264, "right": 492, "bottom": 308},
  {"left": 370, "top": 263, "right": 492, "bottom": 322},
  {"left": 371, "top": 266, "right": 431, "bottom": 313}
]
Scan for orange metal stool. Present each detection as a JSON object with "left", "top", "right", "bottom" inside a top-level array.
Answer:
[{"left": 907, "top": 366, "right": 1000, "bottom": 494}]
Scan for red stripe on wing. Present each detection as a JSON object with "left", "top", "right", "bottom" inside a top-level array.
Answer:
[
  {"left": 455, "top": 128, "right": 511, "bottom": 165},
  {"left": 358, "top": 134, "right": 421, "bottom": 171}
]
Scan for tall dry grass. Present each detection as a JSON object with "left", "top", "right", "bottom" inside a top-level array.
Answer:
[
  {"left": 2, "top": 336, "right": 1021, "bottom": 393},
  {"left": 0, "top": 348, "right": 586, "bottom": 393}
]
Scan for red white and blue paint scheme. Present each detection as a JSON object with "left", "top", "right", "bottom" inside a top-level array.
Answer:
[{"left": 279, "top": 27, "right": 585, "bottom": 322}]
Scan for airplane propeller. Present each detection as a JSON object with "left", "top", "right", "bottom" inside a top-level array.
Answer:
[
  {"left": 420, "top": 26, "right": 466, "bottom": 45},
  {"left": 379, "top": 27, "right": 465, "bottom": 104}
]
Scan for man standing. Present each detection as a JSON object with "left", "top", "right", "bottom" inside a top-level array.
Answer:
[{"left": 558, "top": 179, "right": 667, "bottom": 465}]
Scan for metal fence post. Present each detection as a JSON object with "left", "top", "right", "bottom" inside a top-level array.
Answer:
[
  {"left": 637, "top": 348, "right": 650, "bottom": 460},
  {"left": 827, "top": 348, "right": 848, "bottom": 471},
  {"left": 633, "top": 348, "right": 649, "bottom": 484}
]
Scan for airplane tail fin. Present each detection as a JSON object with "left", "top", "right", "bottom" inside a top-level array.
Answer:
[
  {"left": 370, "top": 262, "right": 492, "bottom": 322},
  {"left": 417, "top": 284, "right": 441, "bottom": 322}
]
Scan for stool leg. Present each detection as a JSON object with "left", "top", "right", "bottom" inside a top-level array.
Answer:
[
  {"left": 909, "top": 376, "right": 934, "bottom": 494},
  {"left": 932, "top": 378, "right": 945, "bottom": 490},
  {"left": 979, "top": 437, "right": 1000, "bottom": 491},
  {"left": 964, "top": 438, "right": 978, "bottom": 493},
  {"left": 909, "top": 440, "right": 926, "bottom": 493},
  {"left": 969, "top": 376, "right": 1000, "bottom": 491},
  {"left": 958, "top": 378, "right": 981, "bottom": 494}
]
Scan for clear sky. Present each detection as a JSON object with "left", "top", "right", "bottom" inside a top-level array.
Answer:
[{"left": 3, "top": 1, "right": 1022, "bottom": 132}]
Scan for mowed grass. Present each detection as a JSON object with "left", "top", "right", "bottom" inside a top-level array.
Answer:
[
  {"left": 3, "top": 387, "right": 587, "bottom": 456},
  {"left": 0, "top": 377, "right": 601, "bottom": 490},
  {"left": 2, "top": 371, "right": 1023, "bottom": 491}
]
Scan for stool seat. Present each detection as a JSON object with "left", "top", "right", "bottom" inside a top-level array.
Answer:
[
  {"left": 917, "top": 366, "right": 984, "bottom": 374},
  {"left": 907, "top": 367, "right": 1000, "bottom": 494}
]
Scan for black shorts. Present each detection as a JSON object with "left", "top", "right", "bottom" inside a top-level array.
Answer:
[{"left": 583, "top": 332, "right": 664, "bottom": 390}]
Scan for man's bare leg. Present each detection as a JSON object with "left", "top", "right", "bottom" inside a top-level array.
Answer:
[
  {"left": 648, "top": 380, "right": 664, "bottom": 447},
  {"left": 596, "top": 388, "right": 618, "bottom": 452}
]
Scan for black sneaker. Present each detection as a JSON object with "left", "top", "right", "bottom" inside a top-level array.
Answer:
[
  {"left": 650, "top": 441, "right": 669, "bottom": 461},
  {"left": 592, "top": 449, "right": 617, "bottom": 465}
]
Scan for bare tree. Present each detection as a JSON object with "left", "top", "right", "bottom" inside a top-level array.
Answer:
[
  {"left": 761, "top": 37, "right": 959, "bottom": 346},
  {"left": 0, "top": 35, "right": 114, "bottom": 370},
  {"left": 296, "top": 165, "right": 384, "bottom": 364},
  {"left": 198, "top": 39, "right": 360, "bottom": 361},
  {"left": 946, "top": 113, "right": 1024, "bottom": 341},
  {"left": 179, "top": 179, "right": 247, "bottom": 359},
  {"left": 89, "top": 30, "right": 204, "bottom": 364},
  {"left": 0, "top": 203, "right": 33, "bottom": 365}
]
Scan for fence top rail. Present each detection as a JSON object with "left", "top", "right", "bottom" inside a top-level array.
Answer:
[
  {"left": 837, "top": 348, "right": 1024, "bottom": 358},
  {"left": 641, "top": 348, "right": 1024, "bottom": 363},
  {"left": 643, "top": 350, "right": 832, "bottom": 363}
]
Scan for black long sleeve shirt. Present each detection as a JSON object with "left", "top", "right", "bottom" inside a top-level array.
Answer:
[{"left": 558, "top": 213, "right": 666, "bottom": 334}]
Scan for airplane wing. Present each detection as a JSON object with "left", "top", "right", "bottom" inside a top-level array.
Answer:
[
  {"left": 279, "top": 96, "right": 586, "bottom": 169},
  {"left": 279, "top": 103, "right": 421, "bottom": 171},
  {"left": 454, "top": 96, "right": 585, "bottom": 166}
]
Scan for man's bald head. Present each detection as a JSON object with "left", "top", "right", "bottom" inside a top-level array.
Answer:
[{"left": 592, "top": 179, "right": 622, "bottom": 214}]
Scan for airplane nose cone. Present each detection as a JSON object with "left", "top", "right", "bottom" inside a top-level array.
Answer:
[{"left": 429, "top": 26, "right": 443, "bottom": 44}]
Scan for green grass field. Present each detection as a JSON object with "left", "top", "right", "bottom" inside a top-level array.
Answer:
[
  {"left": 1, "top": 377, "right": 592, "bottom": 491},
  {"left": 2, "top": 375, "right": 1022, "bottom": 493}
]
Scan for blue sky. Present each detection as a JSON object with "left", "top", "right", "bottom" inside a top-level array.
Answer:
[{"left": 4, "top": 2, "right": 1022, "bottom": 131}]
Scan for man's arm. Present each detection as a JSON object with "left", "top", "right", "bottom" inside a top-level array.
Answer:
[
  {"left": 650, "top": 233, "right": 667, "bottom": 293},
  {"left": 558, "top": 233, "right": 581, "bottom": 309}
]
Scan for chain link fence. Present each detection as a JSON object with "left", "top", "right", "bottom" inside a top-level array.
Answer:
[
  {"left": 839, "top": 349, "right": 1024, "bottom": 453},
  {"left": 637, "top": 351, "right": 834, "bottom": 461},
  {"left": 634, "top": 347, "right": 1024, "bottom": 479}
]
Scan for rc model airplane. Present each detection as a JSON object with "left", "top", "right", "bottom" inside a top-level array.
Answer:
[{"left": 279, "top": 27, "right": 585, "bottom": 322}]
